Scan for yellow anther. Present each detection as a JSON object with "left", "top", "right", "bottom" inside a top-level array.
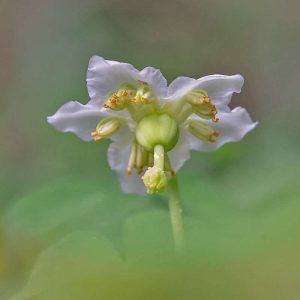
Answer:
[
  {"left": 141, "top": 97, "right": 149, "bottom": 104},
  {"left": 211, "top": 110, "right": 217, "bottom": 115},
  {"left": 209, "top": 138, "right": 216, "bottom": 143},
  {"left": 94, "top": 136, "right": 102, "bottom": 142},
  {"left": 122, "top": 90, "right": 129, "bottom": 97},
  {"left": 138, "top": 80, "right": 147, "bottom": 85},
  {"left": 91, "top": 131, "right": 98, "bottom": 137},
  {"left": 170, "top": 170, "right": 176, "bottom": 177},
  {"left": 204, "top": 97, "right": 211, "bottom": 103},
  {"left": 127, "top": 168, "right": 132, "bottom": 176},
  {"left": 212, "top": 117, "right": 219, "bottom": 123},
  {"left": 212, "top": 131, "right": 220, "bottom": 137},
  {"left": 131, "top": 98, "right": 136, "bottom": 103},
  {"left": 103, "top": 103, "right": 110, "bottom": 109}
]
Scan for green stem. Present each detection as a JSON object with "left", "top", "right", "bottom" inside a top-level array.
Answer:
[{"left": 168, "top": 176, "right": 185, "bottom": 254}]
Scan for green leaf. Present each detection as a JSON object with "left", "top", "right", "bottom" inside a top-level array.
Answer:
[{"left": 10, "top": 231, "right": 121, "bottom": 300}]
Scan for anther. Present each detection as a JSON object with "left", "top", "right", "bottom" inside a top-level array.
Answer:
[
  {"left": 170, "top": 170, "right": 176, "bottom": 177},
  {"left": 212, "top": 117, "right": 219, "bottom": 122},
  {"left": 103, "top": 103, "right": 110, "bottom": 109},
  {"left": 141, "top": 97, "right": 149, "bottom": 104},
  {"left": 138, "top": 80, "right": 147, "bottom": 85},
  {"left": 127, "top": 168, "right": 132, "bottom": 176},
  {"left": 91, "top": 131, "right": 98, "bottom": 137},
  {"left": 131, "top": 98, "right": 136, "bottom": 103},
  {"left": 212, "top": 131, "right": 220, "bottom": 137},
  {"left": 94, "top": 136, "right": 102, "bottom": 142},
  {"left": 204, "top": 97, "right": 211, "bottom": 103},
  {"left": 209, "top": 138, "right": 216, "bottom": 143}
]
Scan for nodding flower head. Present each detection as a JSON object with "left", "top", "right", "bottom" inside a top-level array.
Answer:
[{"left": 48, "top": 56, "right": 257, "bottom": 195}]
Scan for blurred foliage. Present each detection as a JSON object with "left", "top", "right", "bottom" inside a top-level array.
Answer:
[{"left": 1, "top": 0, "right": 300, "bottom": 299}]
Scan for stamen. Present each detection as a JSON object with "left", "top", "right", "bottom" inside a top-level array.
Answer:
[
  {"left": 127, "top": 143, "right": 137, "bottom": 176},
  {"left": 138, "top": 80, "right": 147, "bottom": 85},
  {"left": 212, "top": 117, "right": 219, "bottom": 123},
  {"left": 188, "top": 119, "right": 220, "bottom": 143},
  {"left": 94, "top": 136, "right": 102, "bottom": 142},
  {"left": 165, "top": 155, "right": 175, "bottom": 176},
  {"left": 136, "top": 144, "right": 144, "bottom": 172},
  {"left": 91, "top": 131, "right": 98, "bottom": 137},
  {"left": 103, "top": 103, "right": 110, "bottom": 109},
  {"left": 204, "top": 97, "right": 211, "bottom": 103},
  {"left": 141, "top": 97, "right": 149, "bottom": 104},
  {"left": 148, "top": 152, "right": 154, "bottom": 167}
]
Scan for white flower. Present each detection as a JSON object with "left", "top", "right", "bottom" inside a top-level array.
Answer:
[{"left": 48, "top": 56, "right": 257, "bottom": 195}]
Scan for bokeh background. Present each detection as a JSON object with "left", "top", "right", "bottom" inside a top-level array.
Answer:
[{"left": 1, "top": 0, "right": 300, "bottom": 299}]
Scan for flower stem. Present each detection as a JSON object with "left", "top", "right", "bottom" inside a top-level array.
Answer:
[{"left": 168, "top": 176, "right": 185, "bottom": 254}]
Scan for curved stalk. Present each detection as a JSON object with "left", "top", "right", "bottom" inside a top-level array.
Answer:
[{"left": 168, "top": 176, "right": 185, "bottom": 254}]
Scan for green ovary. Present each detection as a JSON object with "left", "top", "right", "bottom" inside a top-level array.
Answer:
[{"left": 135, "top": 114, "right": 179, "bottom": 152}]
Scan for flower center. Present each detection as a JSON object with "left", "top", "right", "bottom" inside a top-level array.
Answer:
[{"left": 91, "top": 82, "right": 222, "bottom": 194}]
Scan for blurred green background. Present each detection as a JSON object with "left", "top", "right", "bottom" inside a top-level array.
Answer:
[{"left": 1, "top": 0, "right": 300, "bottom": 299}]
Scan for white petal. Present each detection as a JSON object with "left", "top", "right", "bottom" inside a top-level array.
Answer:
[
  {"left": 139, "top": 66, "right": 168, "bottom": 98},
  {"left": 167, "top": 74, "right": 244, "bottom": 107},
  {"left": 87, "top": 56, "right": 168, "bottom": 104},
  {"left": 87, "top": 56, "right": 140, "bottom": 103},
  {"left": 168, "top": 130, "right": 191, "bottom": 172},
  {"left": 47, "top": 100, "right": 109, "bottom": 141},
  {"left": 188, "top": 107, "right": 258, "bottom": 152},
  {"left": 107, "top": 138, "right": 146, "bottom": 195}
]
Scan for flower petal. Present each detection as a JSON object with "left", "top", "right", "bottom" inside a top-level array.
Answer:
[
  {"left": 107, "top": 138, "right": 146, "bottom": 195},
  {"left": 168, "top": 130, "right": 191, "bottom": 172},
  {"left": 167, "top": 74, "right": 244, "bottom": 107},
  {"left": 87, "top": 56, "right": 168, "bottom": 104},
  {"left": 87, "top": 56, "right": 140, "bottom": 102},
  {"left": 47, "top": 100, "right": 108, "bottom": 141},
  {"left": 139, "top": 66, "right": 168, "bottom": 98},
  {"left": 187, "top": 107, "right": 258, "bottom": 152}
]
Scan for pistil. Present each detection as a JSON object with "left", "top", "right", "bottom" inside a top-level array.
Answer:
[{"left": 142, "top": 144, "right": 168, "bottom": 194}]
